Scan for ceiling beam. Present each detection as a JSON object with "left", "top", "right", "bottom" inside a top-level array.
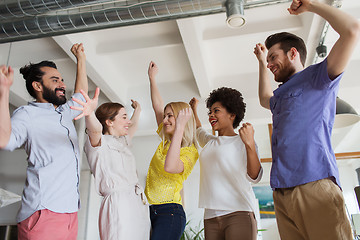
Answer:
[
  {"left": 1, "top": 43, "right": 31, "bottom": 107},
  {"left": 177, "top": 18, "right": 212, "bottom": 99},
  {"left": 9, "top": 70, "right": 31, "bottom": 108},
  {"left": 52, "top": 34, "right": 127, "bottom": 104}
]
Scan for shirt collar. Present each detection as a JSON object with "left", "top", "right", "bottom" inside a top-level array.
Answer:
[
  {"left": 279, "top": 66, "right": 307, "bottom": 87},
  {"left": 28, "top": 101, "right": 64, "bottom": 112}
]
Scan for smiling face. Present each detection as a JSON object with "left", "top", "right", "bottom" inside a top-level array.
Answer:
[
  {"left": 266, "top": 43, "right": 296, "bottom": 83},
  {"left": 208, "top": 102, "right": 235, "bottom": 135},
  {"left": 163, "top": 105, "right": 176, "bottom": 136},
  {"left": 107, "top": 107, "right": 131, "bottom": 137},
  {"left": 39, "top": 67, "right": 67, "bottom": 106}
]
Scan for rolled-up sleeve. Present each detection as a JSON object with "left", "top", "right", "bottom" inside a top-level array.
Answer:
[
  {"left": 196, "top": 127, "right": 216, "bottom": 148},
  {"left": 5, "top": 107, "right": 30, "bottom": 151},
  {"left": 247, "top": 167, "right": 263, "bottom": 184},
  {"left": 66, "top": 92, "right": 86, "bottom": 120}
]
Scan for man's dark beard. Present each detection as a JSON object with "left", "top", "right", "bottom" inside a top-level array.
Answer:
[
  {"left": 42, "top": 84, "right": 66, "bottom": 106},
  {"left": 274, "top": 59, "right": 296, "bottom": 84}
]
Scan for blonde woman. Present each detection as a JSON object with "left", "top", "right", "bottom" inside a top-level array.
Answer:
[
  {"left": 71, "top": 88, "right": 150, "bottom": 240},
  {"left": 145, "top": 61, "right": 199, "bottom": 240}
]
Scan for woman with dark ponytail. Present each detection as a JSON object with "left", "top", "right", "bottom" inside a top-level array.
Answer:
[{"left": 72, "top": 88, "right": 150, "bottom": 240}]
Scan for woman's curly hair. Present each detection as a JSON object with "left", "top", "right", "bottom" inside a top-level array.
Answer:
[{"left": 206, "top": 87, "right": 246, "bottom": 129}]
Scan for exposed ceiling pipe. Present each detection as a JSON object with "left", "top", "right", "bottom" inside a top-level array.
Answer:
[
  {"left": 0, "top": 0, "right": 111, "bottom": 19},
  {"left": 0, "top": 0, "right": 291, "bottom": 43}
]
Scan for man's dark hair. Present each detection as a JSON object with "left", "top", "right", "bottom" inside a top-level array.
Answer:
[
  {"left": 265, "top": 32, "right": 307, "bottom": 66},
  {"left": 206, "top": 87, "right": 246, "bottom": 129},
  {"left": 19, "top": 61, "right": 57, "bottom": 98}
]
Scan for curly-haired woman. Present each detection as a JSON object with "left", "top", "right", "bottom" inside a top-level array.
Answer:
[{"left": 190, "top": 87, "right": 262, "bottom": 240}]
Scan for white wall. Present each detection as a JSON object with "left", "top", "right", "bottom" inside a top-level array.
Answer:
[
  {"left": 79, "top": 170, "right": 102, "bottom": 240},
  {"left": 132, "top": 135, "right": 161, "bottom": 187},
  {"left": 0, "top": 148, "right": 27, "bottom": 225}
]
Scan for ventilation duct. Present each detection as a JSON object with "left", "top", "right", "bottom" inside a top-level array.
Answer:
[
  {"left": 226, "top": 0, "right": 245, "bottom": 28},
  {"left": 0, "top": 0, "right": 291, "bottom": 43}
]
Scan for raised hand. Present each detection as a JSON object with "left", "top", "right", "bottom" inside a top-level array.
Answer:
[
  {"left": 148, "top": 61, "right": 159, "bottom": 80},
  {"left": 253, "top": 43, "right": 267, "bottom": 63},
  {"left": 176, "top": 108, "right": 192, "bottom": 130},
  {"left": 71, "top": 87, "right": 100, "bottom": 120},
  {"left": 0, "top": 65, "right": 14, "bottom": 148},
  {"left": 287, "top": 0, "right": 309, "bottom": 15},
  {"left": 239, "top": 122, "right": 255, "bottom": 147},
  {"left": 71, "top": 43, "right": 85, "bottom": 61},
  {"left": 189, "top": 97, "right": 199, "bottom": 112},
  {"left": 131, "top": 99, "right": 141, "bottom": 111},
  {"left": 0, "top": 65, "right": 14, "bottom": 90}
]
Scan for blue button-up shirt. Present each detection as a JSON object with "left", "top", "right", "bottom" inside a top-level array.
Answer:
[
  {"left": 269, "top": 59, "right": 342, "bottom": 189},
  {"left": 4, "top": 93, "right": 85, "bottom": 222}
]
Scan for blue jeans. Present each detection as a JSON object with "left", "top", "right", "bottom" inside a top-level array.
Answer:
[{"left": 149, "top": 203, "right": 186, "bottom": 240}]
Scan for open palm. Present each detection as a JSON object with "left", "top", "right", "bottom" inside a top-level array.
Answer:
[{"left": 71, "top": 87, "right": 100, "bottom": 120}]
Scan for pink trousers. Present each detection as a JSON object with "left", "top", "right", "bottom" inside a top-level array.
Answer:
[{"left": 17, "top": 209, "right": 78, "bottom": 240}]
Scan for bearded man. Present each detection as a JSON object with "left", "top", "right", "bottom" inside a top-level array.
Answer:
[{"left": 0, "top": 43, "right": 87, "bottom": 240}]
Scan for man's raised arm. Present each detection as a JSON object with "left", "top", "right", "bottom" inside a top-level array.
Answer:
[
  {"left": 254, "top": 43, "right": 273, "bottom": 110},
  {"left": 0, "top": 65, "right": 14, "bottom": 148},
  {"left": 288, "top": 0, "right": 360, "bottom": 79},
  {"left": 71, "top": 43, "right": 88, "bottom": 93}
]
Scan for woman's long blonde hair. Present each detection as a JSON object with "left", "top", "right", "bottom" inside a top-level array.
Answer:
[{"left": 160, "top": 101, "right": 197, "bottom": 148}]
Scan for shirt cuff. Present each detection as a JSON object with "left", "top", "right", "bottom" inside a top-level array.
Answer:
[{"left": 247, "top": 167, "right": 263, "bottom": 183}]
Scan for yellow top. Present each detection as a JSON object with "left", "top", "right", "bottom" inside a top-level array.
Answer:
[{"left": 145, "top": 123, "right": 198, "bottom": 205}]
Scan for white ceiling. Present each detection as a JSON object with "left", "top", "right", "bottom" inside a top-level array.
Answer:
[{"left": 1, "top": 0, "right": 360, "bottom": 160}]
